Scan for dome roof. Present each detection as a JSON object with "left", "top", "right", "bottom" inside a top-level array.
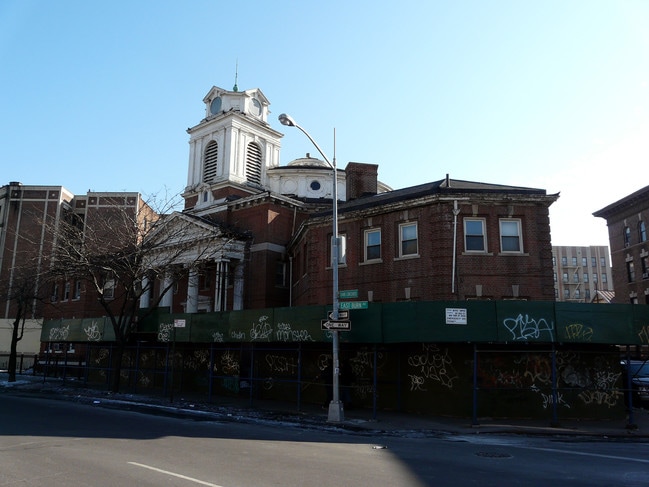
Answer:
[{"left": 287, "top": 153, "right": 329, "bottom": 168}]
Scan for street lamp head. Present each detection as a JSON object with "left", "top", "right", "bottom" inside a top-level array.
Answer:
[{"left": 278, "top": 113, "right": 296, "bottom": 127}]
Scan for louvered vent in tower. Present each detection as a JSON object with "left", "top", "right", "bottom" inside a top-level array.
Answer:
[
  {"left": 203, "top": 141, "right": 218, "bottom": 182},
  {"left": 246, "top": 142, "right": 262, "bottom": 185}
]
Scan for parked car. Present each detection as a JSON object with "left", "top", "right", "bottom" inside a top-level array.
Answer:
[{"left": 621, "top": 360, "right": 649, "bottom": 406}]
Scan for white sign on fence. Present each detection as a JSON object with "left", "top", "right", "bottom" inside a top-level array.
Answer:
[{"left": 445, "top": 308, "right": 467, "bottom": 325}]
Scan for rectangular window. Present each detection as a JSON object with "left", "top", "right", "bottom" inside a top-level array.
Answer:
[
  {"left": 562, "top": 272, "right": 568, "bottom": 283},
  {"left": 561, "top": 256, "right": 567, "bottom": 266},
  {"left": 592, "top": 257, "right": 596, "bottom": 267},
  {"left": 602, "top": 273, "right": 607, "bottom": 283},
  {"left": 364, "top": 229, "right": 381, "bottom": 261},
  {"left": 573, "top": 273, "right": 579, "bottom": 283},
  {"left": 500, "top": 219, "right": 522, "bottom": 252},
  {"left": 593, "top": 273, "right": 598, "bottom": 283},
  {"left": 399, "top": 222, "right": 418, "bottom": 257},
  {"left": 642, "top": 256, "right": 649, "bottom": 278},
  {"left": 627, "top": 262, "right": 635, "bottom": 282},
  {"left": 574, "top": 289, "right": 580, "bottom": 299},
  {"left": 571, "top": 257, "right": 577, "bottom": 266},
  {"left": 51, "top": 283, "right": 59, "bottom": 302},
  {"left": 583, "top": 272, "right": 589, "bottom": 283},
  {"left": 103, "top": 279, "right": 115, "bottom": 299},
  {"left": 553, "top": 272, "right": 557, "bottom": 282},
  {"left": 73, "top": 280, "right": 81, "bottom": 300},
  {"left": 275, "top": 261, "right": 286, "bottom": 287},
  {"left": 600, "top": 257, "right": 606, "bottom": 267},
  {"left": 563, "top": 289, "right": 570, "bottom": 299},
  {"left": 63, "top": 282, "right": 70, "bottom": 301},
  {"left": 464, "top": 219, "right": 486, "bottom": 252},
  {"left": 585, "top": 289, "right": 591, "bottom": 300},
  {"left": 582, "top": 257, "right": 587, "bottom": 267}
]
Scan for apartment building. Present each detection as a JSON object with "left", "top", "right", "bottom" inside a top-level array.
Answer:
[{"left": 551, "top": 246, "right": 613, "bottom": 302}]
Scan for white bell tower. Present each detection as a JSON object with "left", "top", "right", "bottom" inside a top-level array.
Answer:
[{"left": 183, "top": 85, "right": 283, "bottom": 208}]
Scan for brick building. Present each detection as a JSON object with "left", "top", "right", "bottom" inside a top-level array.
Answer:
[
  {"left": 551, "top": 245, "right": 613, "bottom": 302},
  {"left": 2, "top": 84, "right": 560, "bottom": 329},
  {"left": 594, "top": 185, "right": 649, "bottom": 304}
]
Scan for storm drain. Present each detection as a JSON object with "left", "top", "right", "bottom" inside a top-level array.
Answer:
[{"left": 475, "top": 451, "right": 512, "bottom": 459}]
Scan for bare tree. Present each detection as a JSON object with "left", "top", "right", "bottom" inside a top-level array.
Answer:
[
  {"left": 0, "top": 265, "right": 45, "bottom": 382},
  {"left": 45, "top": 193, "right": 246, "bottom": 392}
]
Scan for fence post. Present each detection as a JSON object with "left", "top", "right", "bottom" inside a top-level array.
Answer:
[
  {"left": 551, "top": 345, "right": 559, "bottom": 427},
  {"left": 472, "top": 344, "right": 479, "bottom": 425}
]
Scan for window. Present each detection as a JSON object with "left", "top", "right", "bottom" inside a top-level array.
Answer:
[
  {"left": 561, "top": 256, "right": 567, "bottom": 266},
  {"left": 562, "top": 272, "right": 568, "bottom": 284},
  {"left": 591, "top": 257, "right": 596, "bottom": 267},
  {"left": 464, "top": 219, "right": 486, "bottom": 251},
  {"left": 500, "top": 220, "right": 522, "bottom": 252},
  {"left": 73, "top": 281, "right": 81, "bottom": 300},
  {"left": 246, "top": 142, "right": 262, "bottom": 185},
  {"left": 583, "top": 272, "right": 589, "bottom": 283},
  {"left": 552, "top": 256, "right": 556, "bottom": 266},
  {"left": 398, "top": 222, "right": 418, "bottom": 257},
  {"left": 639, "top": 221, "right": 647, "bottom": 243},
  {"left": 585, "top": 289, "right": 591, "bottom": 300},
  {"left": 573, "top": 273, "right": 579, "bottom": 283},
  {"left": 600, "top": 257, "right": 606, "bottom": 267},
  {"left": 582, "top": 257, "right": 587, "bottom": 267},
  {"left": 574, "top": 289, "right": 580, "bottom": 299},
  {"left": 553, "top": 272, "right": 557, "bottom": 282},
  {"left": 51, "top": 283, "right": 59, "bottom": 302},
  {"left": 203, "top": 141, "right": 218, "bottom": 182},
  {"left": 602, "top": 273, "right": 607, "bottom": 283},
  {"left": 642, "top": 256, "right": 649, "bottom": 278},
  {"left": 275, "top": 261, "right": 287, "bottom": 287},
  {"left": 571, "top": 257, "right": 577, "bottom": 266},
  {"left": 63, "top": 282, "right": 70, "bottom": 301},
  {"left": 593, "top": 273, "right": 598, "bottom": 283},
  {"left": 563, "top": 289, "right": 570, "bottom": 299},
  {"left": 624, "top": 226, "right": 631, "bottom": 247},
  {"left": 103, "top": 279, "right": 115, "bottom": 300},
  {"left": 364, "top": 229, "right": 381, "bottom": 261},
  {"left": 627, "top": 262, "right": 635, "bottom": 282}
]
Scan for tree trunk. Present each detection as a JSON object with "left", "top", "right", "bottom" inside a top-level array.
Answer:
[{"left": 8, "top": 317, "right": 20, "bottom": 382}]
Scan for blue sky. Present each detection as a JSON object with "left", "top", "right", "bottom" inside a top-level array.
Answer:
[{"left": 1, "top": 0, "right": 648, "bottom": 246}]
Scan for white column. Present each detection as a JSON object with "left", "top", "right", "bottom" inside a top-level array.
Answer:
[
  {"left": 214, "top": 261, "right": 224, "bottom": 312},
  {"left": 139, "top": 276, "right": 150, "bottom": 308},
  {"left": 186, "top": 269, "right": 199, "bottom": 313},
  {"left": 160, "top": 274, "right": 173, "bottom": 308},
  {"left": 233, "top": 261, "right": 244, "bottom": 310}
]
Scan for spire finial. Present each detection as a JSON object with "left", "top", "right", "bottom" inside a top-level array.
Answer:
[{"left": 233, "top": 60, "right": 239, "bottom": 92}]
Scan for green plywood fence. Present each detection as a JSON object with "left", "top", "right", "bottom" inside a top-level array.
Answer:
[{"left": 42, "top": 301, "right": 648, "bottom": 346}]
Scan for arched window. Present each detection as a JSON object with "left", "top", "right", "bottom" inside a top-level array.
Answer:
[
  {"left": 639, "top": 221, "right": 647, "bottom": 243},
  {"left": 203, "top": 141, "right": 218, "bottom": 182},
  {"left": 246, "top": 142, "right": 262, "bottom": 185},
  {"left": 624, "top": 226, "right": 631, "bottom": 247}
]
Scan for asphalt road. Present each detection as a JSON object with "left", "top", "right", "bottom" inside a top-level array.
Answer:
[{"left": 1, "top": 393, "right": 648, "bottom": 486}]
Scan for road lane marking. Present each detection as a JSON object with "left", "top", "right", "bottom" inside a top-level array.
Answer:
[
  {"left": 128, "top": 462, "right": 224, "bottom": 486},
  {"left": 524, "top": 446, "right": 649, "bottom": 464}
]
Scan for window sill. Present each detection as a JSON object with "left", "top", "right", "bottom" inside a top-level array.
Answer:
[
  {"left": 394, "top": 254, "right": 420, "bottom": 261},
  {"left": 360, "top": 259, "right": 383, "bottom": 266},
  {"left": 462, "top": 251, "right": 494, "bottom": 256},
  {"left": 497, "top": 252, "right": 529, "bottom": 256}
]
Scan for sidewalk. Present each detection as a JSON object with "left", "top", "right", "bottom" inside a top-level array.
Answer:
[{"left": 2, "top": 373, "right": 648, "bottom": 440}]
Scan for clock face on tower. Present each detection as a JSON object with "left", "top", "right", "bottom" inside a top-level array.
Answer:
[{"left": 210, "top": 97, "right": 222, "bottom": 115}]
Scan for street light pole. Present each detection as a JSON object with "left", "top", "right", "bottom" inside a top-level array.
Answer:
[{"left": 278, "top": 113, "right": 344, "bottom": 422}]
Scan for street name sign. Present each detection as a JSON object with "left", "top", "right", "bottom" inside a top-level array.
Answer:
[
  {"left": 339, "top": 301, "right": 369, "bottom": 310},
  {"left": 339, "top": 289, "right": 359, "bottom": 299},
  {"left": 321, "top": 319, "right": 351, "bottom": 331}
]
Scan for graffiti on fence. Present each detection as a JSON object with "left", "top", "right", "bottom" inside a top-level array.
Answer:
[
  {"left": 84, "top": 321, "right": 102, "bottom": 341},
  {"left": 502, "top": 314, "right": 554, "bottom": 341},
  {"left": 250, "top": 316, "right": 273, "bottom": 341},
  {"left": 230, "top": 330, "right": 245, "bottom": 341},
  {"left": 49, "top": 324, "right": 70, "bottom": 341},
  {"left": 275, "top": 322, "right": 315, "bottom": 342},
  {"left": 158, "top": 323, "right": 173, "bottom": 342},
  {"left": 639, "top": 325, "right": 649, "bottom": 344},
  {"left": 407, "top": 344, "right": 458, "bottom": 391},
  {"left": 564, "top": 323, "right": 594, "bottom": 342},
  {"left": 264, "top": 354, "right": 298, "bottom": 374},
  {"left": 220, "top": 350, "right": 240, "bottom": 375}
]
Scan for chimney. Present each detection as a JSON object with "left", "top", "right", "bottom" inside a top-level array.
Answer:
[{"left": 345, "top": 162, "right": 378, "bottom": 201}]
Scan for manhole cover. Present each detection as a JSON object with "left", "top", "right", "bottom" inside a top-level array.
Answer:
[{"left": 475, "top": 451, "right": 512, "bottom": 458}]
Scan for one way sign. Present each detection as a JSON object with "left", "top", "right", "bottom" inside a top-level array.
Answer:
[{"left": 321, "top": 319, "right": 351, "bottom": 331}]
